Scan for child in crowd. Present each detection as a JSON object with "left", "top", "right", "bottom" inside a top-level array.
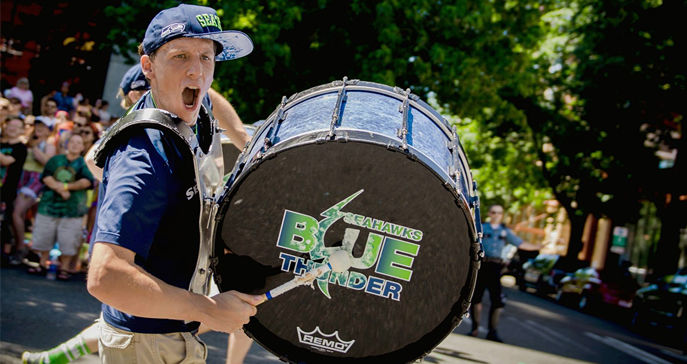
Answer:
[{"left": 27, "top": 134, "right": 93, "bottom": 279}]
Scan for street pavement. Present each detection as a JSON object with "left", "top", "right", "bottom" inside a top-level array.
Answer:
[{"left": 2, "top": 265, "right": 686, "bottom": 364}]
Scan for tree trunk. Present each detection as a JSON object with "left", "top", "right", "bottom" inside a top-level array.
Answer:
[
  {"left": 652, "top": 128, "right": 686, "bottom": 277},
  {"left": 565, "top": 210, "right": 587, "bottom": 260},
  {"left": 653, "top": 194, "right": 686, "bottom": 277}
]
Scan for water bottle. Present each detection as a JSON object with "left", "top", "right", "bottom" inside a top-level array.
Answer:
[{"left": 46, "top": 243, "right": 62, "bottom": 281}]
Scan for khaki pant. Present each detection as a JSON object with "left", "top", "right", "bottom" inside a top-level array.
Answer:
[{"left": 98, "top": 319, "right": 207, "bottom": 364}]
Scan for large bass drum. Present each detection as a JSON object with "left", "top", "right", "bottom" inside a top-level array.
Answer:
[{"left": 213, "top": 79, "right": 482, "bottom": 363}]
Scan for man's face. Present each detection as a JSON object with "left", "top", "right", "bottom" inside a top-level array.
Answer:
[
  {"left": 488, "top": 206, "right": 504, "bottom": 224},
  {"left": 3, "top": 118, "right": 24, "bottom": 139},
  {"left": 142, "top": 37, "right": 216, "bottom": 124},
  {"left": 44, "top": 101, "right": 58, "bottom": 116},
  {"left": 34, "top": 122, "right": 51, "bottom": 138}
]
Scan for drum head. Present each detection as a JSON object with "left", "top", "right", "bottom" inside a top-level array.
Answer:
[{"left": 215, "top": 141, "right": 475, "bottom": 363}]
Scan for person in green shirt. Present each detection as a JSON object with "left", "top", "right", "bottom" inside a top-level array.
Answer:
[{"left": 29, "top": 133, "right": 93, "bottom": 279}]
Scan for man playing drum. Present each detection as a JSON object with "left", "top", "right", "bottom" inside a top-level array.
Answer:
[{"left": 87, "top": 4, "right": 262, "bottom": 363}]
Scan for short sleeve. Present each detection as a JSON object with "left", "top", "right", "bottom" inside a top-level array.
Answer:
[
  {"left": 94, "top": 132, "right": 169, "bottom": 259},
  {"left": 506, "top": 228, "right": 523, "bottom": 247}
]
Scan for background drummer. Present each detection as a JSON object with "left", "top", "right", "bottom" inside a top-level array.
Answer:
[
  {"left": 86, "top": 4, "right": 262, "bottom": 363},
  {"left": 469, "top": 204, "right": 540, "bottom": 342}
]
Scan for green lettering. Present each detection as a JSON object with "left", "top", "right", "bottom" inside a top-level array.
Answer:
[
  {"left": 362, "top": 217, "right": 373, "bottom": 229},
  {"left": 392, "top": 224, "right": 405, "bottom": 236},
  {"left": 372, "top": 219, "right": 384, "bottom": 231},
  {"left": 354, "top": 214, "right": 364, "bottom": 226},
  {"left": 196, "top": 15, "right": 206, "bottom": 27},
  {"left": 276, "top": 210, "right": 318, "bottom": 253},
  {"left": 404, "top": 227, "right": 415, "bottom": 240},
  {"left": 375, "top": 237, "right": 420, "bottom": 281}
]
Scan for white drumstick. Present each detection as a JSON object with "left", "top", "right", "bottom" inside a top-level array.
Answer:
[{"left": 258, "top": 249, "right": 352, "bottom": 305}]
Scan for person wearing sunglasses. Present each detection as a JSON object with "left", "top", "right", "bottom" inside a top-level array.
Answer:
[{"left": 469, "top": 204, "right": 540, "bottom": 342}]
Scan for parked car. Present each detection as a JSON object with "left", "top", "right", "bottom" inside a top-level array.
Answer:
[
  {"left": 581, "top": 268, "right": 638, "bottom": 314},
  {"left": 555, "top": 266, "right": 601, "bottom": 306},
  {"left": 632, "top": 268, "right": 687, "bottom": 331},
  {"left": 555, "top": 265, "right": 638, "bottom": 316},
  {"left": 505, "top": 248, "right": 539, "bottom": 289},
  {"left": 521, "top": 254, "right": 574, "bottom": 295}
]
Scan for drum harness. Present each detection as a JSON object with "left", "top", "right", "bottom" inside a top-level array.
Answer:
[{"left": 94, "top": 106, "right": 225, "bottom": 297}]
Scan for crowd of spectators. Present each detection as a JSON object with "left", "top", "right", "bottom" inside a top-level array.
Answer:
[{"left": 1, "top": 78, "right": 111, "bottom": 279}]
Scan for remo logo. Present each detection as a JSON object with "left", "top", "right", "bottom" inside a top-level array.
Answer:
[{"left": 275, "top": 190, "right": 423, "bottom": 301}]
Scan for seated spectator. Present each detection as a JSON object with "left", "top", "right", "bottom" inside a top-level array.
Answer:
[
  {"left": 1, "top": 116, "right": 28, "bottom": 261},
  {"left": 4, "top": 77, "right": 33, "bottom": 115},
  {"left": 11, "top": 116, "right": 57, "bottom": 265},
  {"left": 27, "top": 134, "right": 93, "bottom": 279}
]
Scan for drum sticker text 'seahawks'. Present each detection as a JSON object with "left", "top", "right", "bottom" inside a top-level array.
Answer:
[{"left": 275, "top": 190, "right": 423, "bottom": 301}]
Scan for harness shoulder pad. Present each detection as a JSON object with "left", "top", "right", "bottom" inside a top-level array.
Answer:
[{"left": 93, "top": 108, "right": 194, "bottom": 168}]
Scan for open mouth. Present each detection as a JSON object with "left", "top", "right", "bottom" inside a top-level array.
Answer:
[{"left": 182, "top": 87, "right": 199, "bottom": 109}]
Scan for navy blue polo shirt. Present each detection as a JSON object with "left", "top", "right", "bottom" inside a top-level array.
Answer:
[{"left": 93, "top": 92, "right": 201, "bottom": 333}]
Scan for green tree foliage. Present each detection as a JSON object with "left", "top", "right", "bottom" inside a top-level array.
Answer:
[
  {"left": 515, "top": 0, "right": 686, "bottom": 262},
  {"left": 219, "top": 0, "right": 556, "bottom": 217}
]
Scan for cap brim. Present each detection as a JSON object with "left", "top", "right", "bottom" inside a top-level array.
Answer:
[{"left": 195, "top": 30, "right": 253, "bottom": 61}]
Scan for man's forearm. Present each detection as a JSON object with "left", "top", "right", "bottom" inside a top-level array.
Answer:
[{"left": 87, "top": 242, "right": 212, "bottom": 323}]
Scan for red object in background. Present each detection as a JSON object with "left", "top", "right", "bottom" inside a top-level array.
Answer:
[{"left": 597, "top": 280, "right": 636, "bottom": 309}]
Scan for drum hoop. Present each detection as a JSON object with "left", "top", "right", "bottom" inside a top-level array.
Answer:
[
  {"left": 255, "top": 81, "right": 475, "bottom": 198},
  {"left": 282, "top": 82, "right": 454, "bottom": 138},
  {"left": 221, "top": 130, "right": 477, "bottom": 241}
]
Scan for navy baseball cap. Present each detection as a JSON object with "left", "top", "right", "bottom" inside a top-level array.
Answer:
[
  {"left": 142, "top": 4, "right": 253, "bottom": 61},
  {"left": 120, "top": 64, "right": 150, "bottom": 94}
]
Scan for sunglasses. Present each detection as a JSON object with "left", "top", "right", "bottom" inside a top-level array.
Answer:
[
  {"left": 78, "top": 130, "right": 93, "bottom": 136},
  {"left": 489, "top": 211, "right": 503, "bottom": 215}
]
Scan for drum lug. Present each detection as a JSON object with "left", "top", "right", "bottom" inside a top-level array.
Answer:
[
  {"left": 328, "top": 76, "right": 350, "bottom": 138},
  {"left": 337, "top": 131, "right": 350, "bottom": 143},
  {"left": 397, "top": 88, "right": 412, "bottom": 150}
]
